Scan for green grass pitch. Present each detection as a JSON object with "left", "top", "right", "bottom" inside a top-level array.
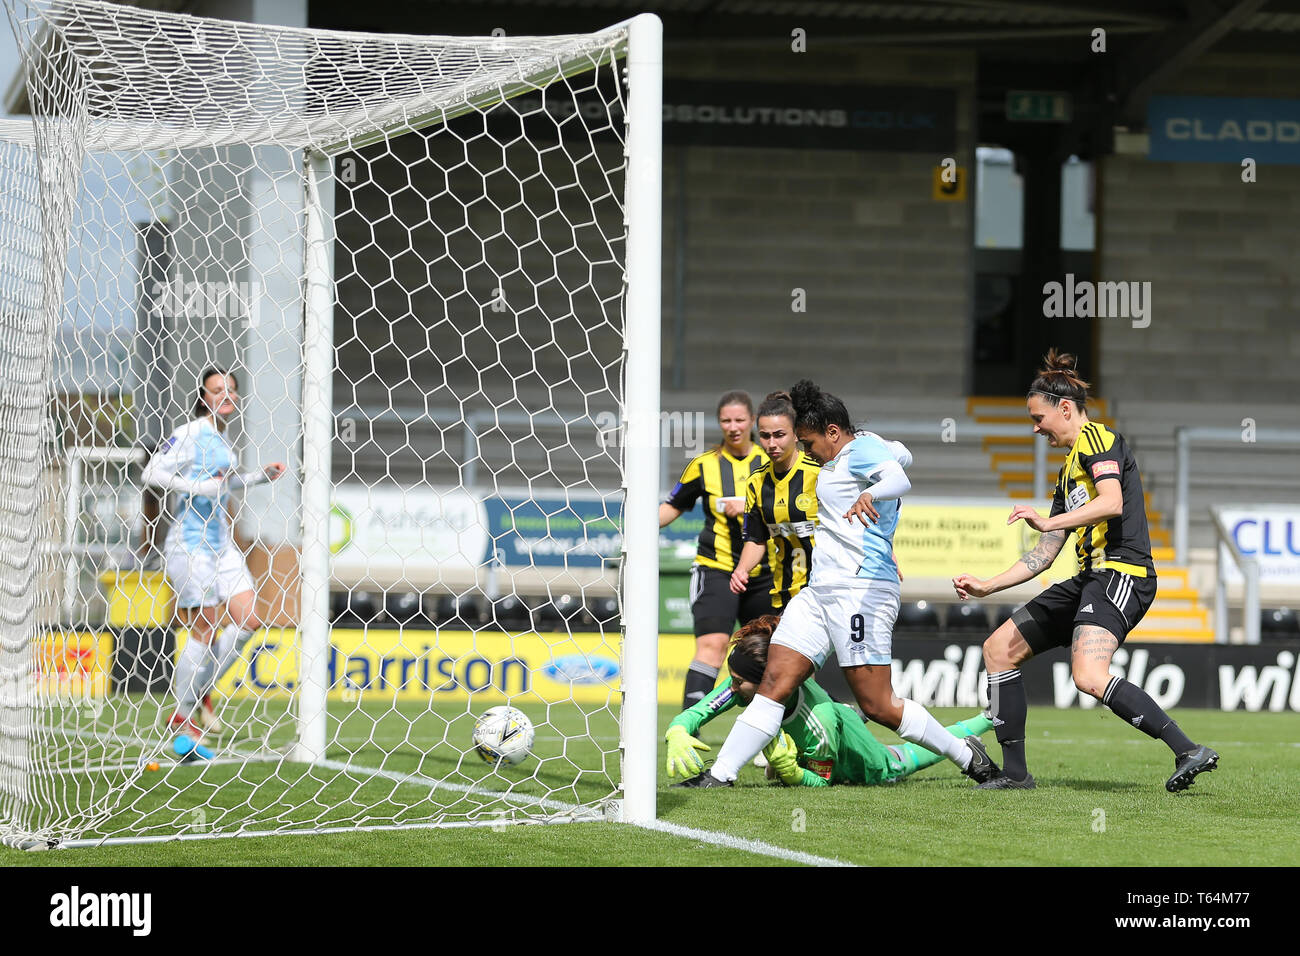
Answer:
[{"left": 3, "top": 702, "right": 1297, "bottom": 866}]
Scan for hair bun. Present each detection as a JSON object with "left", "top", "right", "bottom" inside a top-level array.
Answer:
[
  {"left": 789, "top": 379, "right": 819, "bottom": 408},
  {"left": 765, "top": 390, "right": 792, "bottom": 403},
  {"left": 1043, "top": 348, "right": 1077, "bottom": 373},
  {"left": 1030, "top": 348, "right": 1091, "bottom": 405}
]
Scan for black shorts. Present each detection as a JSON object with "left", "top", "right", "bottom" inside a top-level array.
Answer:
[
  {"left": 689, "top": 565, "right": 775, "bottom": 637},
  {"left": 1012, "top": 569, "right": 1157, "bottom": 654}
]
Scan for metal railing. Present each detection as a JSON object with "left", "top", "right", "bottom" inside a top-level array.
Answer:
[
  {"left": 862, "top": 419, "right": 1050, "bottom": 499},
  {"left": 1210, "top": 507, "right": 1261, "bottom": 645},
  {"left": 338, "top": 403, "right": 1057, "bottom": 498},
  {"left": 61, "top": 446, "right": 147, "bottom": 621},
  {"left": 337, "top": 403, "right": 613, "bottom": 490},
  {"left": 1174, "top": 426, "right": 1300, "bottom": 564}
]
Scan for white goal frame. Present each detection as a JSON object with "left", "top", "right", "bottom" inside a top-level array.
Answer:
[{"left": 1, "top": 4, "right": 662, "bottom": 847}]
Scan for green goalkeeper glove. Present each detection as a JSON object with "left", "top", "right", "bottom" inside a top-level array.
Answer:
[
  {"left": 763, "top": 732, "right": 804, "bottom": 786},
  {"left": 665, "top": 725, "right": 710, "bottom": 778}
]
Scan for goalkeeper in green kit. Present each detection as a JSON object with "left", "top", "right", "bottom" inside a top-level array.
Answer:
[{"left": 666, "top": 614, "right": 994, "bottom": 787}]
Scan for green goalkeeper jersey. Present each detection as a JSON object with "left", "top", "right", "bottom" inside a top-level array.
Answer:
[{"left": 668, "top": 679, "right": 908, "bottom": 787}]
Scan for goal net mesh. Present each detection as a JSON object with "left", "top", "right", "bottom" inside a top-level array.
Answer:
[{"left": 0, "top": 0, "right": 634, "bottom": 846}]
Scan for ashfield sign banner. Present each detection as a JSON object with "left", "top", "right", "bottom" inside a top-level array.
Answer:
[
  {"left": 1148, "top": 95, "right": 1300, "bottom": 164},
  {"left": 836, "top": 639, "right": 1300, "bottom": 713},
  {"left": 1218, "top": 506, "right": 1300, "bottom": 583},
  {"left": 328, "top": 484, "right": 710, "bottom": 577},
  {"left": 329, "top": 485, "right": 489, "bottom": 579}
]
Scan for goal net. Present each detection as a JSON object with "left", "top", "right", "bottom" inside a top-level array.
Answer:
[{"left": 0, "top": 0, "right": 661, "bottom": 848}]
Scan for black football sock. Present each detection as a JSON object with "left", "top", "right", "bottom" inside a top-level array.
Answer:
[
  {"left": 682, "top": 661, "right": 719, "bottom": 711},
  {"left": 987, "top": 669, "right": 1029, "bottom": 779},
  {"left": 1103, "top": 677, "right": 1196, "bottom": 755}
]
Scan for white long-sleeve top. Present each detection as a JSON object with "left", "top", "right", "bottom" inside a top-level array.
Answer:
[{"left": 142, "top": 418, "right": 267, "bottom": 552}]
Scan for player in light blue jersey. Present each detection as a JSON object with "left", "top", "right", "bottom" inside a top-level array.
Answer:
[
  {"left": 679, "top": 380, "right": 998, "bottom": 788},
  {"left": 143, "top": 368, "right": 285, "bottom": 741}
]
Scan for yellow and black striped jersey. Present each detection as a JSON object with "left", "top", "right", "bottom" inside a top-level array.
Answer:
[
  {"left": 1050, "top": 421, "right": 1154, "bottom": 577},
  {"left": 742, "top": 452, "right": 820, "bottom": 608},
  {"left": 666, "top": 446, "right": 770, "bottom": 574}
]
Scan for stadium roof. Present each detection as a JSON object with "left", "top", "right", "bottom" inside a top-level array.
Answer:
[{"left": 7, "top": 0, "right": 1300, "bottom": 128}]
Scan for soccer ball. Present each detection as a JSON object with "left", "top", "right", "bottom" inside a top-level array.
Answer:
[{"left": 472, "top": 706, "right": 535, "bottom": 766}]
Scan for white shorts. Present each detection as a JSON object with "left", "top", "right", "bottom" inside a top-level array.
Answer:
[
  {"left": 164, "top": 538, "right": 255, "bottom": 609},
  {"left": 770, "top": 581, "right": 900, "bottom": 668}
]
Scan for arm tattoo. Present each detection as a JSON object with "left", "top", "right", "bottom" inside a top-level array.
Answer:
[{"left": 1020, "top": 530, "right": 1067, "bottom": 575}]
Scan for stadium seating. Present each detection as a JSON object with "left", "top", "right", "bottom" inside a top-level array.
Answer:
[
  {"left": 431, "top": 593, "right": 484, "bottom": 629},
  {"left": 384, "top": 591, "right": 426, "bottom": 627},
  {"left": 532, "top": 592, "right": 596, "bottom": 632},
  {"left": 1112, "top": 399, "right": 1297, "bottom": 552},
  {"left": 488, "top": 595, "right": 533, "bottom": 631},
  {"left": 331, "top": 590, "right": 382, "bottom": 626},
  {"left": 945, "top": 601, "right": 990, "bottom": 632},
  {"left": 1261, "top": 607, "right": 1300, "bottom": 638},
  {"left": 897, "top": 600, "right": 941, "bottom": 631},
  {"left": 587, "top": 595, "right": 620, "bottom": 629}
]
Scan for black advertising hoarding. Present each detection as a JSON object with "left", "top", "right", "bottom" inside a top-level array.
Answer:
[
  {"left": 817, "top": 638, "right": 1300, "bottom": 712},
  {"left": 662, "top": 80, "right": 957, "bottom": 152},
  {"left": 486, "top": 78, "right": 957, "bottom": 152}
]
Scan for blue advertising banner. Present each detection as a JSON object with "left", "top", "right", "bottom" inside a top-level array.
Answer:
[
  {"left": 483, "top": 496, "right": 702, "bottom": 568},
  {"left": 484, "top": 496, "right": 622, "bottom": 568},
  {"left": 1148, "top": 95, "right": 1300, "bottom": 164}
]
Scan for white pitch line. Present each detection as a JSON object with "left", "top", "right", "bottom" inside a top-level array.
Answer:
[
  {"left": 44, "top": 816, "right": 583, "bottom": 850},
  {"left": 57, "top": 727, "right": 852, "bottom": 866},
  {"left": 1022, "top": 738, "right": 1278, "bottom": 747},
  {"left": 319, "top": 757, "right": 853, "bottom": 866},
  {"left": 631, "top": 818, "right": 856, "bottom": 867},
  {"left": 49, "top": 756, "right": 254, "bottom": 777},
  {"left": 312, "top": 756, "right": 602, "bottom": 819}
]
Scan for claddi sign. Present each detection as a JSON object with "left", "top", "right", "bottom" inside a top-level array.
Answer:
[
  {"left": 1148, "top": 95, "right": 1300, "bottom": 164},
  {"left": 1221, "top": 507, "right": 1300, "bottom": 581}
]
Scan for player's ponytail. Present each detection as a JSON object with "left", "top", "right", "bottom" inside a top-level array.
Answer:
[
  {"left": 727, "top": 613, "right": 781, "bottom": 682},
  {"left": 789, "top": 379, "right": 852, "bottom": 435},
  {"left": 756, "top": 390, "right": 795, "bottom": 426},
  {"left": 1028, "top": 349, "right": 1089, "bottom": 411}
]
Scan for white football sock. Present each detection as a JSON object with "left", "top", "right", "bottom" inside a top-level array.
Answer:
[
  {"left": 711, "top": 694, "right": 784, "bottom": 782},
  {"left": 896, "top": 698, "right": 971, "bottom": 768},
  {"left": 211, "top": 625, "right": 256, "bottom": 689},
  {"left": 174, "top": 636, "right": 213, "bottom": 714}
]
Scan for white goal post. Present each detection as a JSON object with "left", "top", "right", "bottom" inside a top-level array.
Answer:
[{"left": 0, "top": 0, "right": 661, "bottom": 848}]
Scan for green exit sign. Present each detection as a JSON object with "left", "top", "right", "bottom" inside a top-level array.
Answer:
[{"left": 1006, "top": 91, "right": 1072, "bottom": 123}]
